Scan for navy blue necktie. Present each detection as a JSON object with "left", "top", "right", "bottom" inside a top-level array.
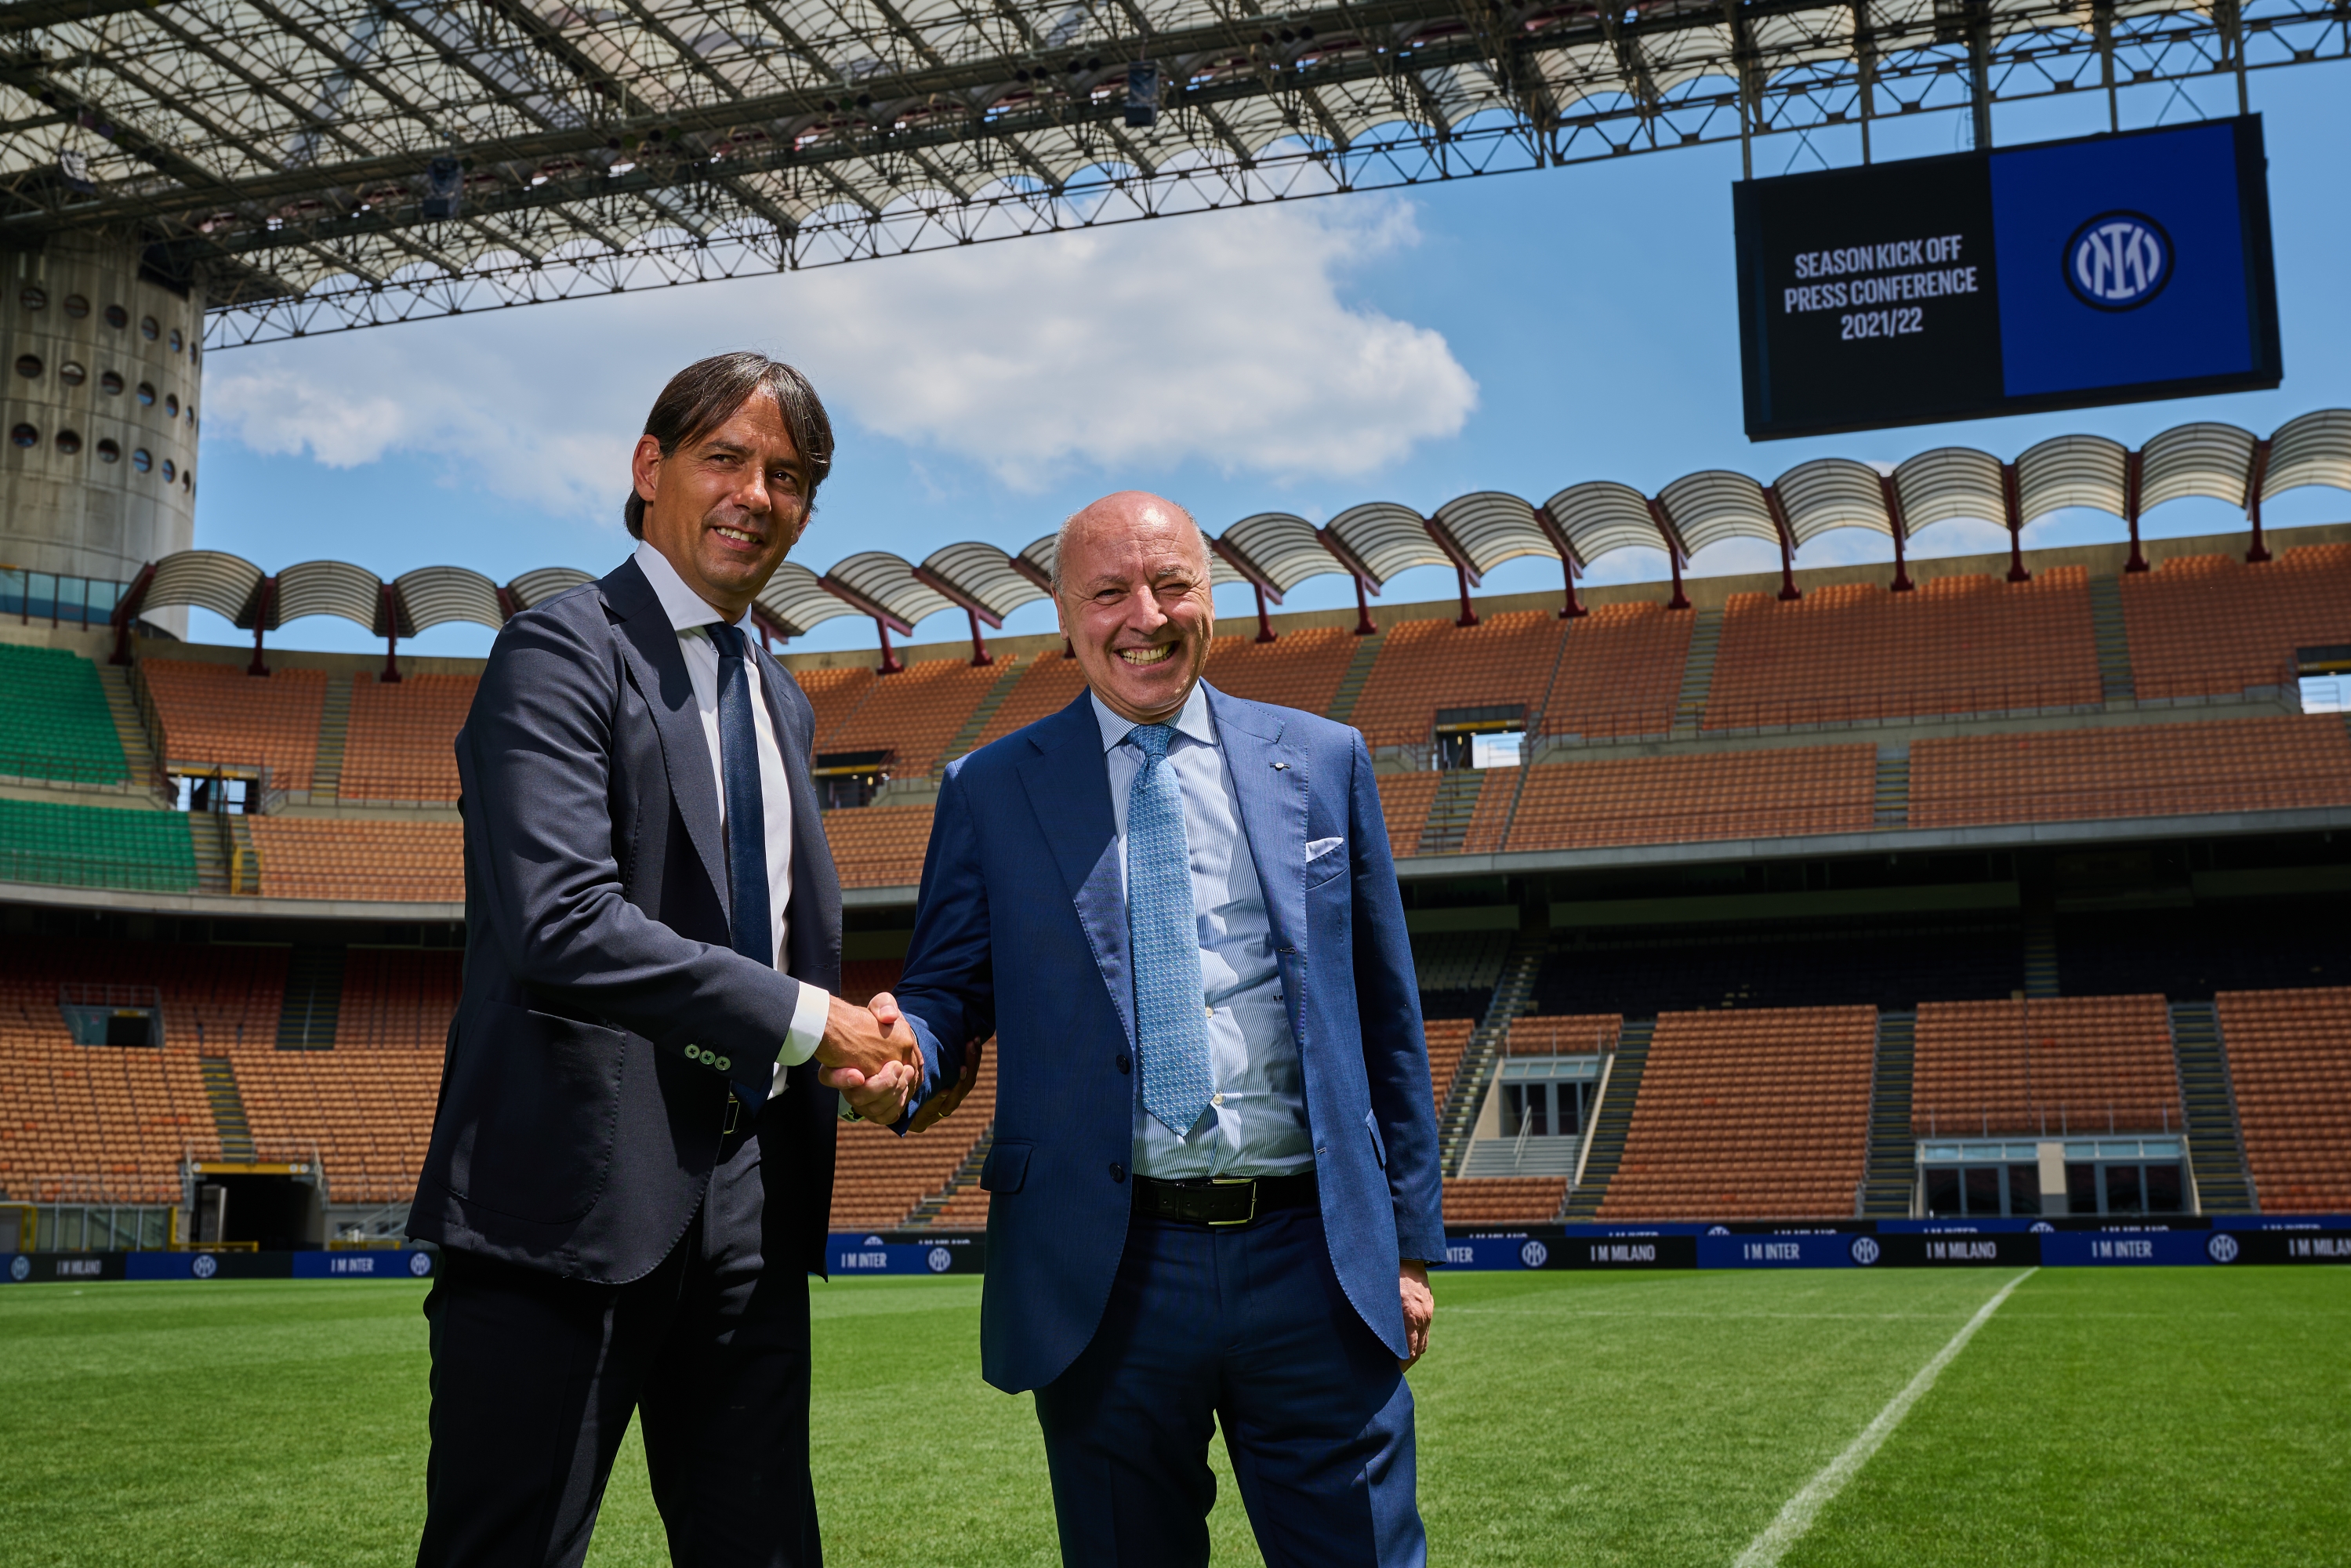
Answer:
[{"left": 707, "top": 621, "right": 773, "bottom": 971}]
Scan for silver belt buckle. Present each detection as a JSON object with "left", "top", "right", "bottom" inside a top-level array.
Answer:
[{"left": 1208, "top": 1177, "right": 1257, "bottom": 1227}]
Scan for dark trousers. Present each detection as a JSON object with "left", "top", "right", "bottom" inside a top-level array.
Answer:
[
  {"left": 1032, "top": 1203, "right": 1424, "bottom": 1568},
  {"left": 415, "top": 1132, "right": 820, "bottom": 1568}
]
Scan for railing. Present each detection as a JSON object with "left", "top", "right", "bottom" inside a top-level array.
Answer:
[
  {"left": 1914, "top": 1104, "right": 2178, "bottom": 1139},
  {"left": 0, "top": 747, "right": 134, "bottom": 789},
  {"left": 229, "top": 843, "right": 263, "bottom": 895},
  {"left": 0, "top": 846, "right": 201, "bottom": 893}
]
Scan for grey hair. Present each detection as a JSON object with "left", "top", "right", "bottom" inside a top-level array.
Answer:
[{"left": 1049, "top": 496, "right": 1210, "bottom": 596}]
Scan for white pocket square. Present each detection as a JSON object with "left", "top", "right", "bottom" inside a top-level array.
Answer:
[{"left": 1306, "top": 837, "right": 1345, "bottom": 862}]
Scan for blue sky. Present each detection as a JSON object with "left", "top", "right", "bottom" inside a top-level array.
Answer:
[{"left": 187, "top": 63, "right": 2350, "bottom": 660}]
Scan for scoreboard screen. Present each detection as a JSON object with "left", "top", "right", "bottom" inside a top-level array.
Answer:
[{"left": 1733, "top": 117, "right": 2281, "bottom": 440}]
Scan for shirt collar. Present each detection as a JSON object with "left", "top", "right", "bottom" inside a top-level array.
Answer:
[
  {"left": 633, "top": 538, "right": 740, "bottom": 634},
  {"left": 1090, "top": 681, "right": 1214, "bottom": 753}
]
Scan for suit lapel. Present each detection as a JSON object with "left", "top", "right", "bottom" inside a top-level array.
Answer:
[
  {"left": 603, "top": 559, "right": 731, "bottom": 920},
  {"left": 1018, "top": 693, "right": 1135, "bottom": 1047},
  {"left": 1205, "top": 685, "right": 1307, "bottom": 963}
]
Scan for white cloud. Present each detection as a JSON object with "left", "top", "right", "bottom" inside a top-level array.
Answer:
[{"left": 203, "top": 196, "right": 1477, "bottom": 509}]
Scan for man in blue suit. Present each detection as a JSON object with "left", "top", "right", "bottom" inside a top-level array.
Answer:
[{"left": 861, "top": 490, "right": 1445, "bottom": 1566}]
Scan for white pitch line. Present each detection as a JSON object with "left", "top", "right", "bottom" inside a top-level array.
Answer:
[{"left": 1730, "top": 1268, "right": 2038, "bottom": 1568}]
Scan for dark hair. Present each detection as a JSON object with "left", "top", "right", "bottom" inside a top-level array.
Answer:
[{"left": 623, "top": 351, "right": 835, "bottom": 539}]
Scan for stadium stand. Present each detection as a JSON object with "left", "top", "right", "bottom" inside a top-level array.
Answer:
[
  {"left": 1597, "top": 1006, "right": 1877, "bottom": 1219},
  {"left": 1413, "top": 929, "right": 1511, "bottom": 1020},
  {"left": 2055, "top": 898, "right": 2351, "bottom": 1000},
  {"left": 1911, "top": 996, "right": 2182, "bottom": 1138},
  {"left": 338, "top": 673, "right": 474, "bottom": 803},
  {"left": 1442, "top": 1176, "right": 1569, "bottom": 1225},
  {"left": 792, "top": 664, "right": 880, "bottom": 746},
  {"left": 1507, "top": 1014, "right": 1623, "bottom": 1058},
  {"left": 2211, "top": 987, "right": 2351, "bottom": 1214},
  {"left": 1532, "top": 918, "right": 2023, "bottom": 1017},
  {"left": 815, "top": 655, "right": 1005, "bottom": 779},
  {"left": 1424, "top": 1018, "right": 1477, "bottom": 1118},
  {"left": 228, "top": 1045, "right": 441, "bottom": 1203},
  {"left": 967, "top": 650, "right": 1088, "bottom": 752},
  {"left": 1202, "top": 626, "right": 1362, "bottom": 717},
  {"left": 0, "top": 644, "right": 129, "bottom": 785},
  {"left": 1376, "top": 771, "right": 1442, "bottom": 859},
  {"left": 1703, "top": 570, "right": 2102, "bottom": 730},
  {"left": 245, "top": 818, "right": 463, "bottom": 903},
  {"left": 1504, "top": 745, "right": 1876, "bottom": 851},
  {"left": 2121, "top": 545, "right": 2351, "bottom": 701},
  {"left": 1909, "top": 714, "right": 2351, "bottom": 829},
  {"left": 140, "top": 661, "right": 328, "bottom": 792},
  {"left": 1457, "top": 766, "right": 1519, "bottom": 855},
  {"left": 821, "top": 805, "right": 935, "bottom": 891},
  {"left": 1348, "top": 610, "right": 1568, "bottom": 750},
  {"left": 1540, "top": 602, "right": 1692, "bottom": 741},
  {"left": 0, "top": 798, "right": 194, "bottom": 893},
  {"left": 829, "top": 1048, "right": 998, "bottom": 1232},
  {"left": 335, "top": 949, "right": 463, "bottom": 1051}
]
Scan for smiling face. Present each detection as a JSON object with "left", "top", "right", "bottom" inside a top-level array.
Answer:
[
  {"left": 633, "top": 394, "right": 809, "bottom": 619},
  {"left": 1055, "top": 493, "right": 1215, "bottom": 726}
]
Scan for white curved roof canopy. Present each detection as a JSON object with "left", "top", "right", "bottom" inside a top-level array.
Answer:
[
  {"left": 1432, "top": 492, "right": 1559, "bottom": 575},
  {"left": 1220, "top": 513, "right": 1345, "bottom": 597},
  {"left": 1326, "top": 502, "right": 1449, "bottom": 587},
  {"left": 1015, "top": 534, "right": 1059, "bottom": 593},
  {"left": 1656, "top": 470, "right": 1776, "bottom": 557},
  {"left": 2015, "top": 435, "right": 2128, "bottom": 523},
  {"left": 756, "top": 562, "right": 863, "bottom": 638},
  {"left": 2139, "top": 423, "right": 2256, "bottom": 511},
  {"left": 506, "top": 568, "right": 598, "bottom": 609},
  {"left": 822, "top": 550, "right": 951, "bottom": 631},
  {"left": 1543, "top": 481, "right": 1668, "bottom": 565},
  {"left": 397, "top": 566, "right": 504, "bottom": 633},
  {"left": 276, "top": 559, "right": 384, "bottom": 630},
  {"left": 918, "top": 541, "right": 1049, "bottom": 622},
  {"left": 2263, "top": 408, "right": 2351, "bottom": 500},
  {"left": 145, "top": 551, "right": 264, "bottom": 626},
  {"left": 1892, "top": 448, "right": 2005, "bottom": 535},
  {"left": 1772, "top": 459, "right": 1892, "bottom": 543}
]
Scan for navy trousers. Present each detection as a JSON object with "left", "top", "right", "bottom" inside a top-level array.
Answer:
[
  {"left": 415, "top": 1125, "right": 821, "bottom": 1568},
  {"left": 1032, "top": 1203, "right": 1424, "bottom": 1568}
]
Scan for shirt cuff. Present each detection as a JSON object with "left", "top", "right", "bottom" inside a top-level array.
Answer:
[{"left": 778, "top": 982, "right": 832, "bottom": 1069}]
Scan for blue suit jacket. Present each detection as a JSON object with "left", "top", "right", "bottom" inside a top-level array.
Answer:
[{"left": 895, "top": 684, "right": 1446, "bottom": 1394}]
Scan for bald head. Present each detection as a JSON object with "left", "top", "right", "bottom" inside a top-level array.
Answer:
[{"left": 1052, "top": 490, "right": 1217, "bottom": 725}]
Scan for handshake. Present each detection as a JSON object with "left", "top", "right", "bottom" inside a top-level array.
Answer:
[{"left": 811, "top": 991, "right": 981, "bottom": 1133}]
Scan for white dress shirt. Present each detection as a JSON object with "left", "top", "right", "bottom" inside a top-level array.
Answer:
[
  {"left": 1092, "top": 686, "right": 1315, "bottom": 1178},
  {"left": 634, "top": 541, "right": 832, "bottom": 1086}
]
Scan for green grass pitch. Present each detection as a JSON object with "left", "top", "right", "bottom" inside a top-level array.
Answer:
[{"left": 1, "top": 1268, "right": 2344, "bottom": 1566}]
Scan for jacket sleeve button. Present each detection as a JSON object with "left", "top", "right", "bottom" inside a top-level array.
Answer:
[
  {"left": 1116, "top": 1053, "right": 1132, "bottom": 1074},
  {"left": 1109, "top": 1162, "right": 1127, "bottom": 1183}
]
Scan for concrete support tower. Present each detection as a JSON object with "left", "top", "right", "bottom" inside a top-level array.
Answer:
[{"left": 0, "top": 234, "right": 201, "bottom": 627}]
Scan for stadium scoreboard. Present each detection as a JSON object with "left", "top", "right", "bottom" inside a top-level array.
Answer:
[{"left": 1734, "top": 118, "right": 2281, "bottom": 440}]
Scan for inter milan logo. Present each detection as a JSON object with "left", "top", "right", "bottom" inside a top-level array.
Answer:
[
  {"left": 408, "top": 1251, "right": 434, "bottom": 1277},
  {"left": 926, "top": 1247, "right": 953, "bottom": 1274},
  {"left": 191, "top": 1254, "right": 219, "bottom": 1279},
  {"left": 2064, "top": 212, "right": 2171, "bottom": 310},
  {"left": 2207, "top": 1232, "right": 2240, "bottom": 1265},
  {"left": 1518, "top": 1240, "right": 1550, "bottom": 1270},
  {"left": 1849, "top": 1236, "right": 1881, "bottom": 1267}
]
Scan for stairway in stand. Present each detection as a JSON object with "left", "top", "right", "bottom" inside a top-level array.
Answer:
[
  {"left": 2088, "top": 576, "right": 2137, "bottom": 704},
  {"left": 902, "top": 1121, "right": 995, "bottom": 1229},
  {"left": 2022, "top": 909, "right": 2060, "bottom": 998},
  {"left": 2167, "top": 1001, "right": 2258, "bottom": 1213},
  {"left": 199, "top": 1057, "right": 257, "bottom": 1162},
  {"left": 1668, "top": 608, "right": 1722, "bottom": 739},
  {"left": 189, "top": 808, "right": 230, "bottom": 895},
  {"left": 1417, "top": 768, "right": 1485, "bottom": 855},
  {"left": 278, "top": 944, "right": 347, "bottom": 1050},
  {"left": 312, "top": 673, "right": 354, "bottom": 800},
  {"left": 935, "top": 654, "right": 1031, "bottom": 775},
  {"left": 1859, "top": 1011, "right": 1917, "bottom": 1215},
  {"left": 1323, "top": 631, "right": 1387, "bottom": 726},
  {"left": 1562, "top": 1018, "right": 1653, "bottom": 1219},
  {"left": 1874, "top": 742, "right": 1910, "bottom": 829},
  {"left": 96, "top": 663, "right": 161, "bottom": 792},
  {"left": 1436, "top": 931, "right": 1547, "bottom": 1177}
]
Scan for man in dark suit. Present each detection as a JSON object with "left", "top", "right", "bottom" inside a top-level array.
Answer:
[
  {"left": 409, "top": 353, "right": 918, "bottom": 1568},
  {"left": 862, "top": 491, "right": 1445, "bottom": 1566}
]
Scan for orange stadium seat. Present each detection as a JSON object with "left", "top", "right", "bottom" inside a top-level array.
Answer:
[
  {"left": 1423, "top": 1018, "right": 1476, "bottom": 1119},
  {"left": 1347, "top": 611, "right": 1569, "bottom": 751},
  {"left": 1598, "top": 1006, "right": 1876, "bottom": 1220},
  {"left": 336, "top": 949, "right": 463, "bottom": 1051},
  {"left": 1911, "top": 995, "right": 2182, "bottom": 1138},
  {"left": 246, "top": 818, "right": 464, "bottom": 903},
  {"left": 339, "top": 673, "right": 475, "bottom": 803},
  {"left": 1457, "top": 765, "right": 1518, "bottom": 855},
  {"left": 820, "top": 804, "right": 934, "bottom": 890},
  {"left": 829, "top": 1038, "right": 996, "bottom": 1232},
  {"left": 1909, "top": 714, "right": 2351, "bottom": 829},
  {"left": 815, "top": 656, "right": 1007, "bottom": 780},
  {"left": 1202, "top": 626, "right": 1361, "bottom": 717},
  {"left": 1504, "top": 746, "right": 1875, "bottom": 851},
  {"left": 968, "top": 651, "right": 1089, "bottom": 751},
  {"left": 229, "top": 1045, "right": 441, "bottom": 1204},
  {"left": 1543, "top": 601, "right": 1692, "bottom": 741},
  {"left": 140, "top": 660, "right": 328, "bottom": 793},
  {"left": 2212, "top": 987, "right": 2351, "bottom": 1214},
  {"left": 1704, "top": 569, "right": 2101, "bottom": 729},
  {"left": 1375, "top": 771, "right": 1440, "bottom": 858},
  {"left": 789, "top": 664, "right": 880, "bottom": 746},
  {"left": 1507, "top": 1014, "right": 1622, "bottom": 1058},
  {"left": 1442, "top": 1176, "right": 1567, "bottom": 1225},
  {"left": 2121, "top": 545, "right": 2351, "bottom": 701}
]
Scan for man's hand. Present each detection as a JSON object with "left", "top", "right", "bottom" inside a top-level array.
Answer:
[
  {"left": 815, "top": 994, "right": 921, "bottom": 1124},
  {"left": 1398, "top": 1261, "right": 1434, "bottom": 1371},
  {"left": 905, "top": 1030, "right": 983, "bottom": 1135}
]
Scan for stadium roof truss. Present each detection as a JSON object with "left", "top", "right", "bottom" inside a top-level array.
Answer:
[
  {"left": 107, "top": 408, "right": 2351, "bottom": 668},
  {"left": 2, "top": 0, "right": 2343, "bottom": 344}
]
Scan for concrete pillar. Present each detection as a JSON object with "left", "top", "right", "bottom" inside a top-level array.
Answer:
[{"left": 0, "top": 235, "right": 201, "bottom": 634}]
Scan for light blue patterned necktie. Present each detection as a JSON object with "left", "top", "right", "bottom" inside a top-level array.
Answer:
[{"left": 1125, "top": 723, "right": 1215, "bottom": 1136}]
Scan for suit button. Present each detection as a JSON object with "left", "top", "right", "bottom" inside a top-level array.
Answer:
[
  {"left": 1109, "top": 1162, "right": 1127, "bottom": 1184},
  {"left": 1116, "top": 1054, "right": 1131, "bottom": 1075}
]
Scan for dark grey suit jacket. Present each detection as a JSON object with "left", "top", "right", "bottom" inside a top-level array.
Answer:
[{"left": 408, "top": 557, "right": 841, "bottom": 1284}]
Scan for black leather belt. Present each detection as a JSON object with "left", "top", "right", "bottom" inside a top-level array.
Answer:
[{"left": 1134, "top": 1172, "right": 1318, "bottom": 1228}]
